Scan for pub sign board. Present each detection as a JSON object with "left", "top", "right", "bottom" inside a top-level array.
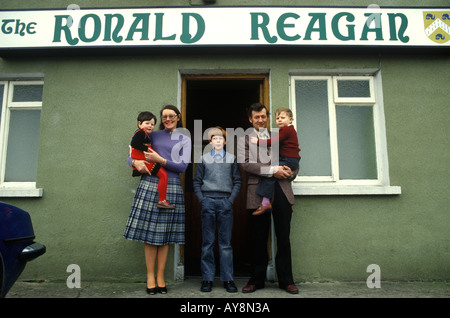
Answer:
[{"left": 1, "top": 6, "right": 449, "bottom": 52}]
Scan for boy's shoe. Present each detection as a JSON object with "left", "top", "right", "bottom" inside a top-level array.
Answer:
[
  {"left": 224, "top": 281, "right": 237, "bottom": 293},
  {"left": 201, "top": 281, "right": 213, "bottom": 292},
  {"left": 157, "top": 200, "right": 175, "bottom": 209},
  {"left": 252, "top": 203, "right": 272, "bottom": 216}
]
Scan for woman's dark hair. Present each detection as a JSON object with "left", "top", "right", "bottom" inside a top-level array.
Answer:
[
  {"left": 137, "top": 111, "right": 157, "bottom": 128},
  {"left": 159, "top": 104, "right": 183, "bottom": 130}
]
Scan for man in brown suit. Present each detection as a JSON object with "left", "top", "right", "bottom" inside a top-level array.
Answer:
[{"left": 237, "top": 103, "right": 299, "bottom": 294}]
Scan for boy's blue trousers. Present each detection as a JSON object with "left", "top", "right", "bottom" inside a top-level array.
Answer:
[{"left": 200, "top": 197, "right": 234, "bottom": 282}]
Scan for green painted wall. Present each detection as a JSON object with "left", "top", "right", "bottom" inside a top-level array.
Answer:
[{"left": 1, "top": 1, "right": 449, "bottom": 284}]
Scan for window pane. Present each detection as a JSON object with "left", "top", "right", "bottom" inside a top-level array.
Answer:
[
  {"left": 336, "top": 106, "right": 377, "bottom": 179},
  {"left": 337, "top": 80, "right": 370, "bottom": 98},
  {"left": 12, "top": 84, "right": 44, "bottom": 102},
  {"left": 295, "top": 80, "right": 331, "bottom": 176},
  {"left": 5, "top": 109, "right": 41, "bottom": 182}
]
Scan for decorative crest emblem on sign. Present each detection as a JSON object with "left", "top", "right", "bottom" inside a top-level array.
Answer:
[{"left": 423, "top": 11, "right": 450, "bottom": 44}]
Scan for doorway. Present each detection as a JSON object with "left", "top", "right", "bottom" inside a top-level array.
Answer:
[{"left": 181, "top": 73, "right": 270, "bottom": 277}]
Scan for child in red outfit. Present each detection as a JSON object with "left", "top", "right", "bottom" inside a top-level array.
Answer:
[
  {"left": 130, "top": 111, "right": 174, "bottom": 209},
  {"left": 250, "top": 107, "right": 300, "bottom": 215}
]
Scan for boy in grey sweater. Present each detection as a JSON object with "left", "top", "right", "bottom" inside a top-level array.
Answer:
[{"left": 193, "top": 126, "right": 242, "bottom": 293}]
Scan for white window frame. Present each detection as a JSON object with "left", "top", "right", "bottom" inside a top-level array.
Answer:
[
  {"left": 290, "top": 72, "right": 401, "bottom": 195},
  {"left": 0, "top": 80, "right": 43, "bottom": 197},
  {"left": 333, "top": 76, "right": 376, "bottom": 104}
]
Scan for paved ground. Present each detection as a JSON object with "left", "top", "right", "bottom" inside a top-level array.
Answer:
[
  {"left": 4, "top": 278, "right": 447, "bottom": 315},
  {"left": 5, "top": 277, "right": 449, "bottom": 298}
]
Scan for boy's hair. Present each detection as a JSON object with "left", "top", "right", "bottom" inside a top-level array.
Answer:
[
  {"left": 275, "top": 107, "right": 293, "bottom": 118},
  {"left": 207, "top": 126, "right": 226, "bottom": 141},
  {"left": 137, "top": 111, "right": 157, "bottom": 127}
]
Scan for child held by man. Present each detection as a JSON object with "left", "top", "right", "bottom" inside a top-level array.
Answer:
[{"left": 251, "top": 107, "right": 300, "bottom": 215}]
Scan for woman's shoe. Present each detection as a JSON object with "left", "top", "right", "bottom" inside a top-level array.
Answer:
[
  {"left": 157, "top": 285, "right": 167, "bottom": 294},
  {"left": 146, "top": 287, "right": 157, "bottom": 295}
]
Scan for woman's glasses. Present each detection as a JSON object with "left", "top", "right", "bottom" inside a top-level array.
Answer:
[{"left": 161, "top": 114, "right": 177, "bottom": 120}]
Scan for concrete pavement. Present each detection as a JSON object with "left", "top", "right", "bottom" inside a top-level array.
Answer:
[
  {"left": 4, "top": 278, "right": 447, "bottom": 315},
  {"left": 5, "top": 277, "right": 449, "bottom": 298}
]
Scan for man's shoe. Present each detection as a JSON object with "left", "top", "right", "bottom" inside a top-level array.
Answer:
[
  {"left": 285, "top": 284, "right": 299, "bottom": 294},
  {"left": 224, "top": 281, "right": 237, "bottom": 293},
  {"left": 252, "top": 203, "right": 272, "bottom": 216},
  {"left": 200, "top": 281, "right": 213, "bottom": 292},
  {"left": 242, "top": 284, "right": 258, "bottom": 293}
]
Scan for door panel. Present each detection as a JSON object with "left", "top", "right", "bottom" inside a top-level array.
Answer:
[{"left": 182, "top": 74, "right": 269, "bottom": 277}]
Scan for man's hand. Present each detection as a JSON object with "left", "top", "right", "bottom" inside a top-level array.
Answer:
[
  {"left": 250, "top": 136, "right": 258, "bottom": 144},
  {"left": 273, "top": 166, "right": 293, "bottom": 179}
]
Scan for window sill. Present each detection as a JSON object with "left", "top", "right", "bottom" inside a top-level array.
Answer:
[
  {"left": 293, "top": 184, "right": 401, "bottom": 196},
  {"left": 0, "top": 188, "right": 43, "bottom": 197}
]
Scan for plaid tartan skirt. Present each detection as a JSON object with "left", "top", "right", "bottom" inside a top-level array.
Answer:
[{"left": 123, "top": 175, "right": 185, "bottom": 245}]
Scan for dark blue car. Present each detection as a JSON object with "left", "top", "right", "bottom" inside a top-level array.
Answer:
[{"left": 0, "top": 202, "right": 46, "bottom": 297}]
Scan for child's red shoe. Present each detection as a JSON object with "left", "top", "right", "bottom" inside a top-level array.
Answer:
[
  {"left": 252, "top": 203, "right": 272, "bottom": 216},
  {"left": 157, "top": 200, "right": 175, "bottom": 209}
]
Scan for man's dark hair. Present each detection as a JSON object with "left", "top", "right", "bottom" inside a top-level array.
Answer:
[{"left": 247, "top": 102, "right": 269, "bottom": 118}]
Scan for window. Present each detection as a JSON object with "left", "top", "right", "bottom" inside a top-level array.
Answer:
[
  {"left": 0, "top": 81, "right": 43, "bottom": 197},
  {"left": 290, "top": 73, "right": 400, "bottom": 195}
]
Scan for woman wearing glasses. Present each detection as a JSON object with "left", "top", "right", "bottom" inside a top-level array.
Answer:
[{"left": 124, "top": 104, "right": 191, "bottom": 295}]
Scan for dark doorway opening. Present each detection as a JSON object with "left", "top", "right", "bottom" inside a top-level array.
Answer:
[{"left": 183, "top": 75, "right": 268, "bottom": 277}]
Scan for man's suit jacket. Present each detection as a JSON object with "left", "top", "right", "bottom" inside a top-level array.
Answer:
[{"left": 237, "top": 130, "right": 297, "bottom": 210}]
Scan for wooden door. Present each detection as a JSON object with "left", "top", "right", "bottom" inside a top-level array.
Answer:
[{"left": 181, "top": 74, "right": 269, "bottom": 277}]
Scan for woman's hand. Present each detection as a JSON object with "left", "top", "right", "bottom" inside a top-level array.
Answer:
[
  {"left": 133, "top": 160, "right": 150, "bottom": 174},
  {"left": 144, "top": 148, "right": 166, "bottom": 166}
]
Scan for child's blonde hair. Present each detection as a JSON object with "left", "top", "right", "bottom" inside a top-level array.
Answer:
[
  {"left": 207, "top": 126, "right": 226, "bottom": 141},
  {"left": 275, "top": 107, "right": 293, "bottom": 118}
]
